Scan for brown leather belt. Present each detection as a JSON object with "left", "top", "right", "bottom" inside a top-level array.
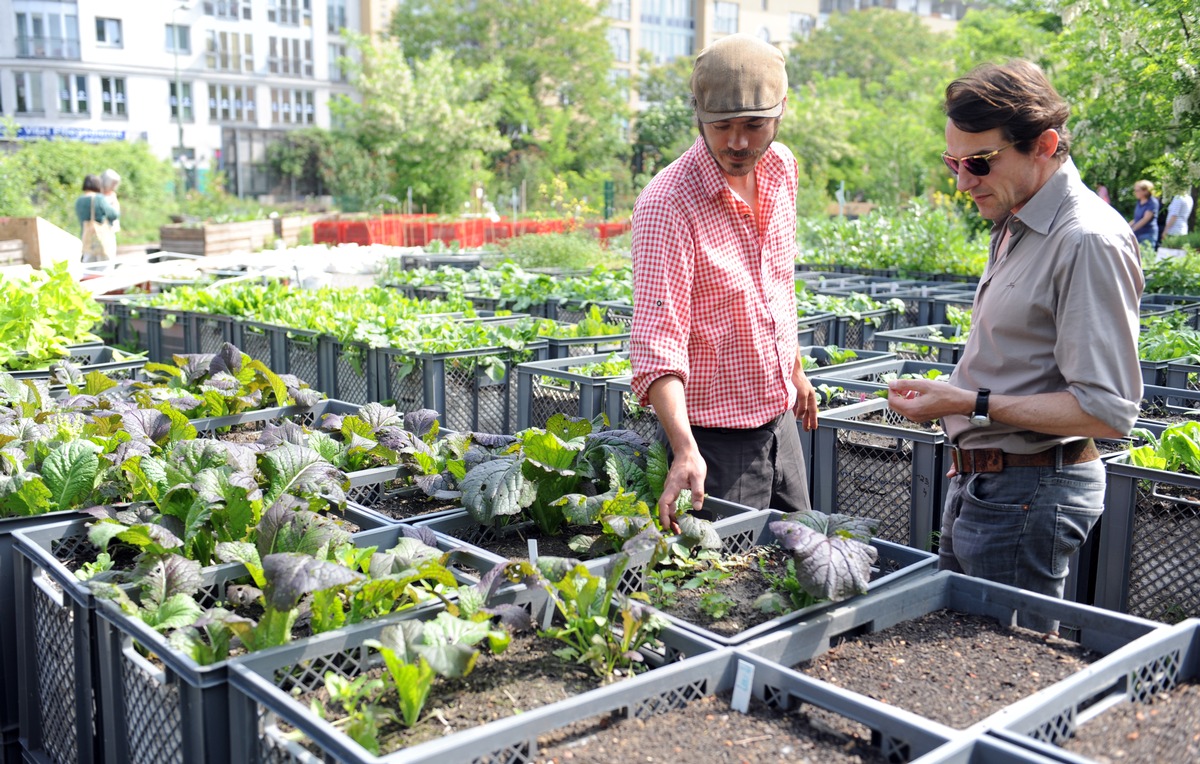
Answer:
[{"left": 951, "top": 439, "right": 1100, "bottom": 474}]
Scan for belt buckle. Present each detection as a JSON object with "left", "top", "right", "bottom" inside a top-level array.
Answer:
[{"left": 952, "top": 447, "right": 967, "bottom": 473}]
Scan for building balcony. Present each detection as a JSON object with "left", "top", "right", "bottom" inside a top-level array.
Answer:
[{"left": 16, "top": 35, "right": 81, "bottom": 60}]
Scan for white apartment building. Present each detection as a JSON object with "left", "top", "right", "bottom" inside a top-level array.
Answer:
[
  {"left": 0, "top": 0, "right": 362, "bottom": 196},
  {"left": 0, "top": 0, "right": 962, "bottom": 199}
]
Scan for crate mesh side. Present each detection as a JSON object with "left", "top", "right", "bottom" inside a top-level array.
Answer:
[
  {"left": 272, "top": 647, "right": 372, "bottom": 696},
  {"left": 450, "top": 523, "right": 503, "bottom": 548},
  {"left": 721, "top": 529, "right": 756, "bottom": 556},
  {"left": 385, "top": 358, "right": 424, "bottom": 411},
  {"left": 1128, "top": 647, "right": 1182, "bottom": 701},
  {"left": 444, "top": 366, "right": 508, "bottom": 434},
  {"left": 120, "top": 650, "right": 183, "bottom": 764},
  {"left": 1126, "top": 479, "right": 1200, "bottom": 622},
  {"left": 286, "top": 339, "right": 320, "bottom": 389},
  {"left": 833, "top": 430, "right": 913, "bottom": 545},
  {"left": 347, "top": 481, "right": 387, "bottom": 506},
  {"left": 1030, "top": 705, "right": 1078, "bottom": 746},
  {"left": 472, "top": 741, "right": 534, "bottom": 764},
  {"left": 259, "top": 722, "right": 313, "bottom": 764},
  {"left": 335, "top": 345, "right": 371, "bottom": 405},
  {"left": 619, "top": 393, "right": 658, "bottom": 440},
  {"left": 530, "top": 384, "right": 582, "bottom": 429},
  {"left": 628, "top": 678, "right": 709, "bottom": 718},
  {"left": 195, "top": 317, "right": 228, "bottom": 354},
  {"left": 241, "top": 330, "right": 271, "bottom": 366},
  {"left": 32, "top": 583, "right": 78, "bottom": 764}
]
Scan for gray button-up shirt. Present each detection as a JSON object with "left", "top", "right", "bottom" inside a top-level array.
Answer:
[{"left": 945, "top": 158, "right": 1144, "bottom": 452}]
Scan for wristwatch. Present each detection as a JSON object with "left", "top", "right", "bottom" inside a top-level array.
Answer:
[{"left": 968, "top": 388, "right": 991, "bottom": 427}]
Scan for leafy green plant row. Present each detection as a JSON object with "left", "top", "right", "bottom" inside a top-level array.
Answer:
[
  {"left": 379, "top": 261, "right": 634, "bottom": 308},
  {"left": 796, "top": 284, "right": 905, "bottom": 321},
  {"left": 0, "top": 262, "right": 106, "bottom": 370}
]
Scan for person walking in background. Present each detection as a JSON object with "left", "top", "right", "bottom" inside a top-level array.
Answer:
[
  {"left": 100, "top": 168, "right": 122, "bottom": 238},
  {"left": 1164, "top": 188, "right": 1194, "bottom": 240},
  {"left": 887, "top": 60, "right": 1143, "bottom": 633},
  {"left": 1129, "top": 179, "right": 1160, "bottom": 249},
  {"left": 1096, "top": 184, "right": 1111, "bottom": 205},
  {"left": 630, "top": 33, "right": 817, "bottom": 532},
  {"left": 75, "top": 174, "right": 119, "bottom": 263}
]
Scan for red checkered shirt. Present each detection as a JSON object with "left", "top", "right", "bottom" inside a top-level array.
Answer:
[{"left": 630, "top": 136, "right": 799, "bottom": 428}]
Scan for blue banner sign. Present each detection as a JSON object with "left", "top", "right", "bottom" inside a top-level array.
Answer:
[{"left": 16, "top": 126, "right": 127, "bottom": 143}]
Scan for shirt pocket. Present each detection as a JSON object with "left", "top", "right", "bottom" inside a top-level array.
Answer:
[{"left": 688, "top": 315, "right": 730, "bottom": 412}]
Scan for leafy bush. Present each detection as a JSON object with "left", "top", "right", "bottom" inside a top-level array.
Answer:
[{"left": 499, "top": 232, "right": 625, "bottom": 271}]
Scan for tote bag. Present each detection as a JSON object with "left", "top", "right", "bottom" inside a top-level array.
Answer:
[{"left": 81, "top": 195, "right": 117, "bottom": 262}]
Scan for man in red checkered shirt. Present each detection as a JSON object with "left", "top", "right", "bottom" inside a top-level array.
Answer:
[{"left": 630, "top": 34, "right": 818, "bottom": 533}]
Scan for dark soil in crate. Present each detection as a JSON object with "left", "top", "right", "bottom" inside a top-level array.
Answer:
[
  {"left": 467, "top": 523, "right": 608, "bottom": 563},
  {"left": 839, "top": 410, "right": 942, "bottom": 448},
  {"left": 535, "top": 691, "right": 886, "bottom": 764},
  {"left": 300, "top": 631, "right": 609, "bottom": 756},
  {"left": 650, "top": 546, "right": 790, "bottom": 637},
  {"left": 1060, "top": 680, "right": 1200, "bottom": 761},
  {"left": 366, "top": 491, "right": 459, "bottom": 522},
  {"left": 795, "top": 610, "right": 1100, "bottom": 729}
]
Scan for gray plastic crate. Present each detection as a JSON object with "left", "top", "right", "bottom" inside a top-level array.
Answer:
[
  {"left": 0, "top": 512, "right": 88, "bottom": 763},
  {"left": 186, "top": 312, "right": 241, "bottom": 356},
  {"left": 1140, "top": 293, "right": 1200, "bottom": 329},
  {"left": 544, "top": 330, "right": 630, "bottom": 360},
  {"left": 927, "top": 291, "right": 977, "bottom": 325},
  {"left": 913, "top": 731, "right": 1087, "bottom": 763},
  {"left": 515, "top": 352, "right": 628, "bottom": 430},
  {"left": 797, "top": 310, "right": 837, "bottom": 346},
  {"left": 832, "top": 305, "right": 904, "bottom": 350},
  {"left": 375, "top": 342, "right": 549, "bottom": 435},
  {"left": 142, "top": 305, "right": 191, "bottom": 362},
  {"left": 799, "top": 345, "right": 896, "bottom": 378},
  {"left": 601, "top": 375, "right": 658, "bottom": 441},
  {"left": 224, "top": 584, "right": 725, "bottom": 764},
  {"left": 412, "top": 497, "right": 759, "bottom": 567},
  {"left": 7, "top": 346, "right": 146, "bottom": 383},
  {"left": 813, "top": 397, "right": 947, "bottom": 550},
  {"left": 743, "top": 572, "right": 1164, "bottom": 727},
  {"left": 991, "top": 618, "right": 1200, "bottom": 753},
  {"left": 318, "top": 336, "right": 380, "bottom": 406},
  {"left": 872, "top": 324, "right": 969, "bottom": 363},
  {"left": 1095, "top": 454, "right": 1200, "bottom": 622},
  {"left": 1164, "top": 359, "right": 1200, "bottom": 391},
  {"left": 92, "top": 523, "right": 505, "bottom": 764},
  {"left": 806, "top": 357, "right": 958, "bottom": 386},
  {"left": 586, "top": 509, "right": 937, "bottom": 646}
]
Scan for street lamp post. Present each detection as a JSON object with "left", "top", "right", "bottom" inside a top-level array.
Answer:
[{"left": 172, "top": 2, "right": 190, "bottom": 197}]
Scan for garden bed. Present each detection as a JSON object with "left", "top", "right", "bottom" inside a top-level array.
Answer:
[{"left": 795, "top": 609, "right": 1100, "bottom": 729}]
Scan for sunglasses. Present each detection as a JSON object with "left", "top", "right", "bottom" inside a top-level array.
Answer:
[{"left": 941, "top": 143, "right": 1014, "bottom": 177}]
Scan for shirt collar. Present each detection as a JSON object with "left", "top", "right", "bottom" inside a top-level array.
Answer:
[{"left": 1008, "top": 157, "right": 1080, "bottom": 236}]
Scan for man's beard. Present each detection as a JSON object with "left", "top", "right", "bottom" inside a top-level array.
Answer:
[{"left": 700, "top": 120, "right": 779, "bottom": 177}]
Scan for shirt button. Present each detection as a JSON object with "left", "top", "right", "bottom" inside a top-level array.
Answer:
[{"left": 655, "top": 299, "right": 663, "bottom": 306}]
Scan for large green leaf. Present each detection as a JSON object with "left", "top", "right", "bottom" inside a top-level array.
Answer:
[
  {"left": 41, "top": 441, "right": 100, "bottom": 509},
  {"left": 261, "top": 553, "right": 363, "bottom": 612},
  {"left": 259, "top": 442, "right": 348, "bottom": 508},
  {"left": 140, "top": 554, "right": 203, "bottom": 609},
  {"left": 459, "top": 457, "right": 533, "bottom": 524},
  {"left": 769, "top": 520, "right": 878, "bottom": 602}
]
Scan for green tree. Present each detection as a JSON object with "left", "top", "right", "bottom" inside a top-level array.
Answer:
[
  {"left": 267, "top": 128, "right": 391, "bottom": 211},
  {"left": 335, "top": 34, "right": 509, "bottom": 213},
  {"left": 1053, "top": 0, "right": 1199, "bottom": 209},
  {"left": 388, "top": 0, "right": 628, "bottom": 203},
  {"left": 632, "top": 53, "right": 697, "bottom": 180}
]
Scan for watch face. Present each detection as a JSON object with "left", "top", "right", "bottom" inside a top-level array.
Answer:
[{"left": 969, "top": 414, "right": 990, "bottom": 427}]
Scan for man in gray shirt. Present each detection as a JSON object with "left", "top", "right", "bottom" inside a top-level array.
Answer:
[{"left": 888, "top": 61, "right": 1143, "bottom": 631}]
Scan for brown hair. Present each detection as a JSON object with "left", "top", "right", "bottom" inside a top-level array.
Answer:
[
  {"left": 82, "top": 174, "right": 102, "bottom": 193},
  {"left": 943, "top": 60, "right": 1071, "bottom": 158}
]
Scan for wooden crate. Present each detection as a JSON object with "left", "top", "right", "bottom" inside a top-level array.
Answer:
[
  {"left": 158, "top": 219, "right": 276, "bottom": 257},
  {"left": 0, "top": 239, "right": 23, "bottom": 266}
]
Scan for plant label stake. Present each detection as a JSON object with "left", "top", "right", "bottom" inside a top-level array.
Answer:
[
  {"left": 528, "top": 538, "right": 539, "bottom": 565},
  {"left": 731, "top": 659, "right": 754, "bottom": 714}
]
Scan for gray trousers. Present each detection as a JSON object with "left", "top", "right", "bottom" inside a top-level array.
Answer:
[{"left": 661, "top": 410, "right": 812, "bottom": 514}]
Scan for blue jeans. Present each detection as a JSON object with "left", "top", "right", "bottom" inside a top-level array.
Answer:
[{"left": 939, "top": 458, "right": 1105, "bottom": 632}]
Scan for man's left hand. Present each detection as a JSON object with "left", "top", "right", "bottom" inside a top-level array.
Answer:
[{"left": 792, "top": 367, "right": 820, "bottom": 431}]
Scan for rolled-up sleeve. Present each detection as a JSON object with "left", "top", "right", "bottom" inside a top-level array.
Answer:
[
  {"left": 630, "top": 195, "right": 694, "bottom": 406},
  {"left": 1055, "top": 231, "right": 1144, "bottom": 435}
]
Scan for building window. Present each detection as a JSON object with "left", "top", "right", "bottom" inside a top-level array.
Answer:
[
  {"left": 270, "top": 88, "right": 315, "bottom": 125},
  {"left": 166, "top": 24, "right": 191, "bottom": 54},
  {"left": 206, "top": 30, "right": 254, "bottom": 72},
  {"left": 328, "top": 42, "right": 347, "bottom": 82},
  {"left": 208, "top": 83, "right": 256, "bottom": 123},
  {"left": 328, "top": 0, "right": 348, "bottom": 33},
  {"left": 639, "top": 0, "right": 696, "bottom": 64},
  {"left": 606, "top": 27, "right": 631, "bottom": 63},
  {"left": 203, "top": 1, "right": 252, "bottom": 21},
  {"left": 170, "top": 81, "right": 194, "bottom": 122},
  {"left": 100, "top": 76, "right": 126, "bottom": 117},
  {"left": 16, "top": 11, "right": 81, "bottom": 59},
  {"left": 789, "top": 12, "right": 814, "bottom": 38},
  {"left": 96, "top": 18, "right": 122, "bottom": 47},
  {"left": 714, "top": 2, "right": 739, "bottom": 34},
  {"left": 58, "top": 73, "right": 88, "bottom": 115},
  {"left": 268, "top": 37, "right": 314, "bottom": 77},
  {"left": 268, "top": 0, "right": 312, "bottom": 26},
  {"left": 15, "top": 71, "right": 44, "bottom": 113},
  {"left": 604, "top": 0, "right": 631, "bottom": 20}
]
